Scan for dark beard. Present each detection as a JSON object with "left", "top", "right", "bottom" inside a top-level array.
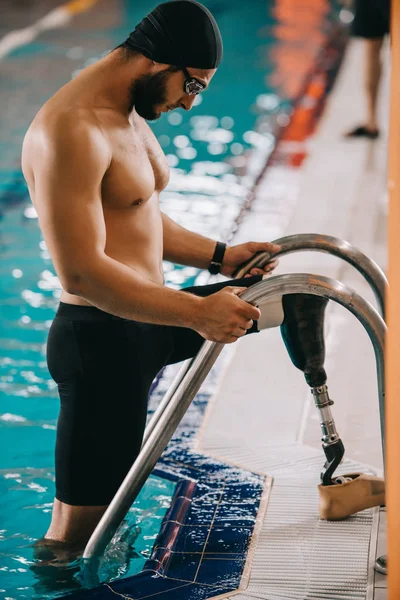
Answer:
[{"left": 128, "top": 69, "right": 173, "bottom": 120}]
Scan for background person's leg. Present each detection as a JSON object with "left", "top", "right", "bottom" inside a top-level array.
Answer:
[
  {"left": 344, "top": 0, "right": 389, "bottom": 138},
  {"left": 364, "top": 37, "right": 384, "bottom": 133}
]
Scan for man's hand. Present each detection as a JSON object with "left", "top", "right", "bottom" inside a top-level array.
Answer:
[
  {"left": 193, "top": 286, "right": 261, "bottom": 344},
  {"left": 221, "top": 241, "right": 281, "bottom": 278}
]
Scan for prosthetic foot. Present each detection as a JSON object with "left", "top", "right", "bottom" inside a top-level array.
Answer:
[
  {"left": 318, "top": 473, "right": 385, "bottom": 520},
  {"left": 280, "top": 294, "right": 385, "bottom": 518}
]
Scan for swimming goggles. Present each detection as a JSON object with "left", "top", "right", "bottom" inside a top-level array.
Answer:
[{"left": 181, "top": 66, "right": 205, "bottom": 95}]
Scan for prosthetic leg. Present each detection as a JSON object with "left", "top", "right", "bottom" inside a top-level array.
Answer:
[{"left": 280, "top": 294, "right": 385, "bottom": 520}]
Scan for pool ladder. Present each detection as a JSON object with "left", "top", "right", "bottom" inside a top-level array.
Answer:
[{"left": 82, "top": 233, "right": 387, "bottom": 565}]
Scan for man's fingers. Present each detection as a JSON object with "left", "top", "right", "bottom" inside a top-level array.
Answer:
[
  {"left": 265, "top": 259, "right": 279, "bottom": 269},
  {"left": 252, "top": 242, "right": 281, "bottom": 253},
  {"left": 228, "top": 330, "right": 245, "bottom": 342},
  {"left": 225, "top": 287, "right": 260, "bottom": 320},
  {"left": 245, "top": 305, "right": 261, "bottom": 320},
  {"left": 250, "top": 267, "right": 269, "bottom": 276},
  {"left": 235, "top": 327, "right": 247, "bottom": 337},
  {"left": 231, "top": 286, "right": 248, "bottom": 295}
]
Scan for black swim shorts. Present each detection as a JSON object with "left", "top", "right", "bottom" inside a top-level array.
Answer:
[
  {"left": 46, "top": 276, "right": 261, "bottom": 506},
  {"left": 352, "top": 0, "right": 390, "bottom": 39}
]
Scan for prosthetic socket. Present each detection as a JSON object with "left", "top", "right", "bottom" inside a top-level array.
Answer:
[{"left": 280, "top": 294, "right": 344, "bottom": 486}]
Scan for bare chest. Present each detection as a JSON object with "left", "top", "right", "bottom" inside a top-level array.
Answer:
[{"left": 102, "top": 119, "right": 170, "bottom": 208}]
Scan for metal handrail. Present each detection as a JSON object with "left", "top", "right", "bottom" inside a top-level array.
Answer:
[
  {"left": 142, "top": 358, "right": 192, "bottom": 447},
  {"left": 141, "top": 233, "right": 388, "bottom": 462},
  {"left": 233, "top": 233, "right": 387, "bottom": 317},
  {"left": 83, "top": 273, "right": 386, "bottom": 561}
]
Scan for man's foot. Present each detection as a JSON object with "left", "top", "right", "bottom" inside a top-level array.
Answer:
[
  {"left": 375, "top": 554, "right": 387, "bottom": 575},
  {"left": 344, "top": 125, "right": 379, "bottom": 139}
]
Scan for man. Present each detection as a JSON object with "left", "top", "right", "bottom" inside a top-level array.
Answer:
[
  {"left": 22, "top": 0, "right": 286, "bottom": 548},
  {"left": 344, "top": 0, "right": 390, "bottom": 139}
]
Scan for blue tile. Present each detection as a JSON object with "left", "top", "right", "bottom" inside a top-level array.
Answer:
[
  {"left": 214, "top": 502, "right": 257, "bottom": 525},
  {"left": 59, "top": 586, "right": 112, "bottom": 599},
  {"left": 192, "top": 490, "right": 222, "bottom": 506},
  {"left": 172, "top": 525, "right": 210, "bottom": 553},
  {"left": 192, "top": 480, "right": 223, "bottom": 495},
  {"left": 185, "top": 501, "right": 218, "bottom": 525},
  {"left": 205, "top": 526, "right": 252, "bottom": 554},
  {"left": 78, "top": 571, "right": 194, "bottom": 600},
  {"left": 165, "top": 451, "right": 228, "bottom": 473},
  {"left": 164, "top": 494, "right": 192, "bottom": 524},
  {"left": 222, "top": 481, "right": 264, "bottom": 502},
  {"left": 152, "top": 522, "right": 209, "bottom": 558},
  {"left": 152, "top": 520, "right": 182, "bottom": 554},
  {"left": 201, "top": 552, "right": 244, "bottom": 560},
  {"left": 164, "top": 552, "right": 201, "bottom": 581},
  {"left": 173, "top": 582, "right": 234, "bottom": 600},
  {"left": 161, "top": 450, "right": 237, "bottom": 479},
  {"left": 216, "top": 519, "right": 258, "bottom": 529},
  {"left": 113, "top": 572, "right": 194, "bottom": 599},
  {"left": 61, "top": 566, "right": 232, "bottom": 599},
  {"left": 157, "top": 459, "right": 208, "bottom": 483},
  {"left": 195, "top": 557, "right": 245, "bottom": 586},
  {"left": 141, "top": 558, "right": 161, "bottom": 572}
]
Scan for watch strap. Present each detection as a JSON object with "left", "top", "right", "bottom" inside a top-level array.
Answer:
[{"left": 208, "top": 242, "right": 227, "bottom": 274}]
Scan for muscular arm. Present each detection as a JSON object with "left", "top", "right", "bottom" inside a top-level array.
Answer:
[
  {"left": 161, "top": 211, "right": 219, "bottom": 269},
  {"left": 25, "top": 114, "right": 202, "bottom": 326}
]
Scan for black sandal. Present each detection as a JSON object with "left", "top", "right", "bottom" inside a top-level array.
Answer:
[{"left": 344, "top": 125, "right": 379, "bottom": 139}]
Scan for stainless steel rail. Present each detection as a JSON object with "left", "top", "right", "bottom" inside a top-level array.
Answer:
[
  {"left": 141, "top": 233, "right": 388, "bottom": 470},
  {"left": 142, "top": 358, "right": 192, "bottom": 447},
  {"left": 233, "top": 233, "right": 387, "bottom": 317},
  {"left": 83, "top": 273, "right": 386, "bottom": 561}
]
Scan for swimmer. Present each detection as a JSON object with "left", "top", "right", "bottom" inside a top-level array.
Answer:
[{"left": 22, "top": 0, "right": 283, "bottom": 547}]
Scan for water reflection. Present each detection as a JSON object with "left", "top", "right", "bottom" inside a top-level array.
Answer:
[
  {"left": 30, "top": 522, "right": 142, "bottom": 599},
  {"left": 31, "top": 541, "right": 83, "bottom": 598},
  {"left": 0, "top": 476, "right": 173, "bottom": 599}
]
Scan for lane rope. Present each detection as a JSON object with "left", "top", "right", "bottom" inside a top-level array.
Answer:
[{"left": 0, "top": 0, "right": 98, "bottom": 60}]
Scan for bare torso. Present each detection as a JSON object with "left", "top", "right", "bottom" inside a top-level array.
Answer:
[{"left": 22, "top": 67, "right": 170, "bottom": 306}]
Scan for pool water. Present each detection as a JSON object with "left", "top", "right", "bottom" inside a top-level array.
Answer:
[
  {"left": 0, "top": 1, "right": 340, "bottom": 598},
  {"left": 0, "top": 474, "right": 175, "bottom": 598}
]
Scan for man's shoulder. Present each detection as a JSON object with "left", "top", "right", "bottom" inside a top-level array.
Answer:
[
  {"left": 24, "top": 106, "right": 111, "bottom": 162},
  {"left": 30, "top": 105, "right": 102, "bottom": 138}
]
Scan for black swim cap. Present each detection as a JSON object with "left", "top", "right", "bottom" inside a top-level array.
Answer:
[{"left": 123, "top": 0, "right": 223, "bottom": 69}]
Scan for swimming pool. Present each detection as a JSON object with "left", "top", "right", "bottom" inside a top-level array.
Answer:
[
  {"left": 0, "top": 473, "right": 175, "bottom": 598},
  {"left": 0, "top": 1, "right": 342, "bottom": 598}
]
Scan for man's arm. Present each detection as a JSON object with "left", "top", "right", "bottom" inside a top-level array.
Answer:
[
  {"left": 161, "top": 211, "right": 218, "bottom": 269},
  {"left": 25, "top": 113, "right": 261, "bottom": 343},
  {"left": 160, "top": 212, "right": 281, "bottom": 279},
  {"left": 27, "top": 114, "right": 202, "bottom": 327}
]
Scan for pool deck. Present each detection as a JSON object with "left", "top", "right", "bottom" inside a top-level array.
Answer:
[{"left": 197, "top": 37, "right": 389, "bottom": 600}]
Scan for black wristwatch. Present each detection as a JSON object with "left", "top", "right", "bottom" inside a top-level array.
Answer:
[{"left": 208, "top": 241, "right": 227, "bottom": 275}]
